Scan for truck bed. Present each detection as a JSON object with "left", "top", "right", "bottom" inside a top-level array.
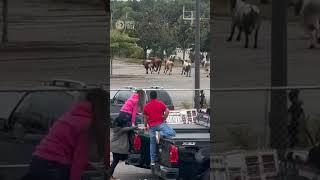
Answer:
[
  {"left": 168, "top": 133, "right": 209, "bottom": 140},
  {"left": 168, "top": 124, "right": 208, "bottom": 129},
  {"left": 139, "top": 123, "right": 210, "bottom": 140}
]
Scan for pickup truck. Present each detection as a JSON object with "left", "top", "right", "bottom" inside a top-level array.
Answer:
[{"left": 111, "top": 111, "right": 210, "bottom": 180}]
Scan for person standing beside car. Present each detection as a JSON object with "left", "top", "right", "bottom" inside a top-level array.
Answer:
[
  {"left": 114, "top": 89, "right": 145, "bottom": 127},
  {"left": 114, "top": 89, "right": 145, "bottom": 152},
  {"left": 109, "top": 121, "right": 138, "bottom": 180},
  {"left": 20, "top": 88, "right": 107, "bottom": 180},
  {"left": 143, "top": 90, "right": 176, "bottom": 166}
]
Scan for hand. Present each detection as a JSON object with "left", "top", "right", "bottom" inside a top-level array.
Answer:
[{"left": 144, "top": 125, "right": 149, "bottom": 132}]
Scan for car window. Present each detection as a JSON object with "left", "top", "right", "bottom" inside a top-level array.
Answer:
[
  {"left": 113, "top": 90, "right": 132, "bottom": 104},
  {"left": 0, "top": 92, "right": 24, "bottom": 119},
  {"left": 11, "top": 92, "right": 75, "bottom": 134},
  {"left": 146, "top": 90, "right": 172, "bottom": 106}
]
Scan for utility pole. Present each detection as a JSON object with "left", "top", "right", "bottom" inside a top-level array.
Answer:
[
  {"left": 194, "top": 0, "right": 200, "bottom": 110},
  {"left": 270, "top": 0, "right": 288, "bottom": 159},
  {"left": 2, "top": 0, "right": 8, "bottom": 43}
]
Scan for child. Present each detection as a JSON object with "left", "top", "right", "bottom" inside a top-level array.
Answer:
[{"left": 110, "top": 123, "right": 138, "bottom": 180}]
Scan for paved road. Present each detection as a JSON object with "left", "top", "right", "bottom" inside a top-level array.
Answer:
[
  {"left": 212, "top": 17, "right": 320, "bottom": 152},
  {"left": 110, "top": 160, "right": 156, "bottom": 180}
]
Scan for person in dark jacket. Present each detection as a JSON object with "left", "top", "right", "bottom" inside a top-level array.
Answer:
[
  {"left": 110, "top": 123, "right": 138, "bottom": 180},
  {"left": 21, "top": 89, "right": 107, "bottom": 180},
  {"left": 288, "top": 89, "right": 307, "bottom": 148}
]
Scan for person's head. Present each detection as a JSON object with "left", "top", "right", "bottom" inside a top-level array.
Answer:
[
  {"left": 150, "top": 90, "right": 157, "bottom": 100},
  {"left": 85, "top": 88, "right": 108, "bottom": 161},
  {"left": 289, "top": 89, "right": 300, "bottom": 103}
]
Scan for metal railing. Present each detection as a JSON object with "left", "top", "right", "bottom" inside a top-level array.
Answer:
[{"left": 110, "top": 87, "right": 210, "bottom": 110}]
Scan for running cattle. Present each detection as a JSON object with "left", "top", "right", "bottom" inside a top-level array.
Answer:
[
  {"left": 227, "top": 0, "right": 262, "bottom": 48},
  {"left": 152, "top": 58, "right": 162, "bottom": 74},
  {"left": 143, "top": 60, "right": 153, "bottom": 74},
  {"left": 181, "top": 60, "right": 192, "bottom": 77},
  {"left": 164, "top": 60, "right": 174, "bottom": 75}
]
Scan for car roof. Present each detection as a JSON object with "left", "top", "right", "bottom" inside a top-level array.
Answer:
[{"left": 29, "top": 86, "right": 84, "bottom": 98}]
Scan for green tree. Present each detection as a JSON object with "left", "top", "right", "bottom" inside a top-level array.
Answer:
[
  {"left": 135, "top": 9, "right": 162, "bottom": 59},
  {"left": 110, "top": 30, "right": 143, "bottom": 75},
  {"left": 110, "top": 30, "right": 141, "bottom": 58},
  {"left": 111, "top": 0, "right": 211, "bottom": 60},
  {"left": 174, "top": 17, "right": 194, "bottom": 60}
]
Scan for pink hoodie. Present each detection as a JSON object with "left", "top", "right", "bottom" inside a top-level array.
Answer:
[
  {"left": 120, "top": 92, "right": 139, "bottom": 125},
  {"left": 34, "top": 101, "right": 92, "bottom": 180}
]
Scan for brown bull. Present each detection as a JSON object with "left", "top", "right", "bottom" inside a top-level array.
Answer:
[
  {"left": 152, "top": 58, "right": 162, "bottom": 74},
  {"left": 143, "top": 60, "right": 153, "bottom": 74},
  {"left": 164, "top": 60, "right": 174, "bottom": 75}
]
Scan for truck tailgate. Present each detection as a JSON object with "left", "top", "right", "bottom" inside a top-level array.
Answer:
[{"left": 159, "top": 134, "right": 209, "bottom": 179}]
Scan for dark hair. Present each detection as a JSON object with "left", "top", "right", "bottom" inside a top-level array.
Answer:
[
  {"left": 289, "top": 89, "right": 299, "bottom": 101},
  {"left": 150, "top": 90, "right": 157, "bottom": 99},
  {"left": 136, "top": 90, "right": 145, "bottom": 112},
  {"left": 86, "top": 88, "right": 108, "bottom": 161}
]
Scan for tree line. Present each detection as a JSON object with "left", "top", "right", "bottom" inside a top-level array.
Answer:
[{"left": 110, "top": 0, "right": 210, "bottom": 60}]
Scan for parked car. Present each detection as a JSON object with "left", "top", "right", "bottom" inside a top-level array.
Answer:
[
  {"left": 0, "top": 79, "right": 106, "bottom": 180},
  {"left": 110, "top": 86, "right": 175, "bottom": 114}
]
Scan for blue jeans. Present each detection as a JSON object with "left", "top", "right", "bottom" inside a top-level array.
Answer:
[{"left": 149, "top": 123, "right": 176, "bottom": 162}]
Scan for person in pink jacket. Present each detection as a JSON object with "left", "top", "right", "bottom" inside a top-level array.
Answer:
[
  {"left": 114, "top": 89, "right": 144, "bottom": 152},
  {"left": 21, "top": 89, "right": 107, "bottom": 180},
  {"left": 114, "top": 89, "right": 145, "bottom": 127}
]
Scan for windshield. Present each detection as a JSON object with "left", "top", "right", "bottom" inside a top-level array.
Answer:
[{"left": 112, "top": 90, "right": 132, "bottom": 104}]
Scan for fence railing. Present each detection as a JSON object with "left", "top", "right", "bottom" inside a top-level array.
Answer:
[{"left": 110, "top": 87, "right": 210, "bottom": 110}]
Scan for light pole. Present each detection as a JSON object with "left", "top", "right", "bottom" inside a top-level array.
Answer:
[
  {"left": 270, "top": 0, "right": 288, "bottom": 158},
  {"left": 194, "top": 0, "right": 201, "bottom": 110}
]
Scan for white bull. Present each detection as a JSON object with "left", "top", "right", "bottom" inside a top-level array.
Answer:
[
  {"left": 291, "top": 0, "right": 320, "bottom": 49},
  {"left": 181, "top": 60, "right": 191, "bottom": 77}
]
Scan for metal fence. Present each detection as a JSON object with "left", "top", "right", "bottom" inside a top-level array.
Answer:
[
  {"left": 110, "top": 88, "right": 210, "bottom": 110},
  {"left": 211, "top": 85, "right": 320, "bottom": 180}
]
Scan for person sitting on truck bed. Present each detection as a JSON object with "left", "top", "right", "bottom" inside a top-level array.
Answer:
[
  {"left": 110, "top": 121, "right": 138, "bottom": 180},
  {"left": 143, "top": 90, "right": 176, "bottom": 166}
]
